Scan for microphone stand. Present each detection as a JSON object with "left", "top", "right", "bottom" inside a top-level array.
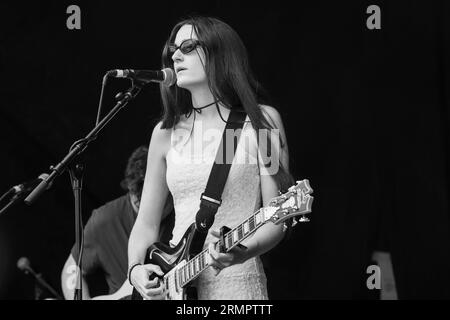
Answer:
[
  {"left": 0, "top": 190, "right": 26, "bottom": 217},
  {"left": 70, "top": 163, "right": 84, "bottom": 300},
  {"left": 27, "top": 270, "right": 63, "bottom": 300},
  {"left": 24, "top": 80, "right": 144, "bottom": 300},
  {"left": 0, "top": 198, "right": 16, "bottom": 217},
  {"left": 0, "top": 192, "right": 34, "bottom": 218}
]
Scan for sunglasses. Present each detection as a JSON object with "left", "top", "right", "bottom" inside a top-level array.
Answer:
[{"left": 168, "top": 39, "right": 203, "bottom": 55}]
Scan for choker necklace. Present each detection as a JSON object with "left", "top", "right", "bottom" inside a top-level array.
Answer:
[{"left": 192, "top": 101, "right": 218, "bottom": 114}]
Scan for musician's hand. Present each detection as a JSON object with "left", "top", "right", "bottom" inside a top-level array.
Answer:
[
  {"left": 130, "top": 264, "right": 165, "bottom": 300},
  {"left": 207, "top": 230, "right": 249, "bottom": 276}
]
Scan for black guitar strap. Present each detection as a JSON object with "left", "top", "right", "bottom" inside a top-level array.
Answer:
[{"left": 191, "top": 108, "right": 247, "bottom": 254}]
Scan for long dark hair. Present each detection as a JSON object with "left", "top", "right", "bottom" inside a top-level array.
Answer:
[{"left": 159, "top": 16, "right": 293, "bottom": 192}]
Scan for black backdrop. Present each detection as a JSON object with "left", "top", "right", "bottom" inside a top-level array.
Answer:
[{"left": 0, "top": 0, "right": 449, "bottom": 299}]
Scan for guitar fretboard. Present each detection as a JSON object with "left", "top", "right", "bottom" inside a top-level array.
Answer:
[{"left": 177, "top": 208, "right": 268, "bottom": 287}]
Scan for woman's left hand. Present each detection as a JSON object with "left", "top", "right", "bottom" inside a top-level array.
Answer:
[{"left": 207, "top": 230, "right": 249, "bottom": 276}]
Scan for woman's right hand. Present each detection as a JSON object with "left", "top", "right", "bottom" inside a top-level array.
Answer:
[{"left": 130, "top": 264, "right": 165, "bottom": 300}]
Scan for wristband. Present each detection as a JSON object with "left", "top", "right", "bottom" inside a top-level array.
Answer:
[{"left": 128, "top": 262, "right": 142, "bottom": 286}]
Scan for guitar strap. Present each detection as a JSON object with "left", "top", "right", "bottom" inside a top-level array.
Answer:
[{"left": 191, "top": 108, "right": 247, "bottom": 254}]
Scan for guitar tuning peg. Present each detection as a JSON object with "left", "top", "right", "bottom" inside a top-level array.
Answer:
[
  {"left": 283, "top": 223, "right": 288, "bottom": 232},
  {"left": 299, "top": 216, "right": 310, "bottom": 223},
  {"left": 278, "top": 190, "right": 282, "bottom": 195},
  {"left": 291, "top": 219, "right": 298, "bottom": 227}
]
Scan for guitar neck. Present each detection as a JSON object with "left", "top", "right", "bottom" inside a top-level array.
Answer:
[{"left": 178, "top": 208, "right": 268, "bottom": 287}]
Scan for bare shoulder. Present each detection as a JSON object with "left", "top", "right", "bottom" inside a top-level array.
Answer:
[
  {"left": 149, "top": 121, "right": 171, "bottom": 156},
  {"left": 151, "top": 121, "right": 171, "bottom": 140},
  {"left": 259, "top": 104, "right": 288, "bottom": 150},
  {"left": 259, "top": 104, "right": 283, "bottom": 128}
]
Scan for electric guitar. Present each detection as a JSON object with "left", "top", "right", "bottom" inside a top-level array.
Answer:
[{"left": 131, "top": 179, "right": 314, "bottom": 300}]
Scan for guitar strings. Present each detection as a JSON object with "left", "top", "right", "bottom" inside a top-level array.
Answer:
[{"left": 178, "top": 208, "right": 266, "bottom": 286}]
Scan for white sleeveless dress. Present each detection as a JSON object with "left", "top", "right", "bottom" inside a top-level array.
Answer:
[{"left": 165, "top": 112, "right": 269, "bottom": 300}]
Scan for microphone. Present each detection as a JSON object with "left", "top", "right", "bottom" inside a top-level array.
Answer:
[
  {"left": 107, "top": 68, "right": 176, "bottom": 87},
  {"left": 17, "top": 256, "right": 33, "bottom": 274},
  {"left": 17, "top": 257, "right": 63, "bottom": 300},
  {"left": 10, "top": 173, "right": 50, "bottom": 195}
]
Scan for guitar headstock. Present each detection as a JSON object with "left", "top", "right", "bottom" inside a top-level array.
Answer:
[{"left": 262, "top": 179, "right": 314, "bottom": 227}]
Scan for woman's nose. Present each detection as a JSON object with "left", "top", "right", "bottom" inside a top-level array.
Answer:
[{"left": 172, "top": 49, "right": 183, "bottom": 63}]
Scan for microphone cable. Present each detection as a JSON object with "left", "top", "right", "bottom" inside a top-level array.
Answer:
[{"left": 96, "top": 74, "right": 109, "bottom": 126}]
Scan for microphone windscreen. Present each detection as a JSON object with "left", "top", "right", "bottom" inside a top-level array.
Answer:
[
  {"left": 162, "top": 68, "right": 177, "bottom": 87},
  {"left": 17, "top": 257, "right": 30, "bottom": 271}
]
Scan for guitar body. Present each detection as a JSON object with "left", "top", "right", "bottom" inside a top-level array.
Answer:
[{"left": 131, "top": 223, "right": 203, "bottom": 300}]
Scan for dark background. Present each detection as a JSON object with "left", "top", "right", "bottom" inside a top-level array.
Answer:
[{"left": 0, "top": 0, "right": 449, "bottom": 299}]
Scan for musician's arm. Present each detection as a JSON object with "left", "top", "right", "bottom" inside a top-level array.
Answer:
[
  {"left": 128, "top": 122, "right": 171, "bottom": 268},
  {"left": 209, "top": 106, "right": 289, "bottom": 267},
  {"left": 241, "top": 105, "right": 289, "bottom": 259},
  {"left": 60, "top": 254, "right": 91, "bottom": 300}
]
